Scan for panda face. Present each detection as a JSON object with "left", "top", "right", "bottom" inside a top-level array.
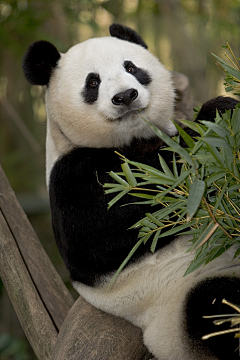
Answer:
[
  {"left": 45, "top": 36, "right": 175, "bottom": 168},
  {"left": 23, "top": 26, "right": 175, "bottom": 183}
]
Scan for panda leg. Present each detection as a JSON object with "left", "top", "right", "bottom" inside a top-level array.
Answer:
[{"left": 183, "top": 277, "right": 240, "bottom": 360}]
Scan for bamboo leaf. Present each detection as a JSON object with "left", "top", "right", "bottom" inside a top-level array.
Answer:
[
  {"left": 184, "top": 254, "right": 208, "bottom": 276},
  {"left": 108, "top": 239, "right": 144, "bottom": 287},
  {"left": 121, "top": 162, "right": 137, "bottom": 187},
  {"left": 233, "top": 248, "right": 240, "bottom": 259},
  {"left": 141, "top": 117, "right": 195, "bottom": 166},
  {"left": 212, "top": 53, "right": 240, "bottom": 79},
  {"left": 150, "top": 229, "right": 161, "bottom": 252},
  {"left": 109, "top": 171, "right": 129, "bottom": 187},
  {"left": 191, "top": 221, "right": 216, "bottom": 252},
  {"left": 205, "top": 171, "right": 227, "bottom": 186},
  {"left": 142, "top": 219, "right": 158, "bottom": 230},
  {"left": 172, "top": 153, "right": 179, "bottom": 178},
  {"left": 201, "top": 136, "right": 230, "bottom": 149},
  {"left": 146, "top": 213, "right": 164, "bottom": 226},
  {"left": 200, "top": 121, "right": 231, "bottom": 137},
  {"left": 177, "top": 119, "right": 200, "bottom": 132},
  {"left": 232, "top": 107, "right": 240, "bottom": 135},
  {"left": 187, "top": 178, "right": 205, "bottom": 221},
  {"left": 213, "top": 181, "right": 228, "bottom": 214},
  {"left": 141, "top": 233, "right": 152, "bottom": 244},
  {"left": 208, "top": 244, "right": 232, "bottom": 263},
  {"left": 158, "top": 221, "right": 195, "bottom": 238},
  {"left": 107, "top": 189, "right": 130, "bottom": 209},
  {"left": 174, "top": 121, "right": 196, "bottom": 148},
  {"left": 158, "top": 154, "right": 175, "bottom": 178},
  {"left": 204, "top": 143, "right": 226, "bottom": 168}
]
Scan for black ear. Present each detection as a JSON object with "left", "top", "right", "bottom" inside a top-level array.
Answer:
[
  {"left": 196, "top": 96, "right": 239, "bottom": 122},
  {"left": 22, "top": 40, "right": 60, "bottom": 86},
  {"left": 109, "top": 24, "right": 148, "bottom": 49}
]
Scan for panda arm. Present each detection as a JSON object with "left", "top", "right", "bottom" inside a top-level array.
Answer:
[
  {"left": 49, "top": 146, "right": 160, "bottom": 286},
  {"left": 180, "top": 96, "right": 239, "bottom": 145}
]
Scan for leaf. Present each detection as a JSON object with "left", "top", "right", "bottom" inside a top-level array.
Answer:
[
  {"left": 128, "top": 193, "right": 155, "bottom": 200},
  {"left": 142, "top": 233, "right": 152, "bottom": 244},
  {"left": 158, "top": 154, "right": 175, "bottom": 179},
  {"left": 142, "top": 219, "right": 158, "bottom": 230},
  {"left": 213, "top": 181, "right": 228, "bottom": 214},
  {"left": 108, "top": 238, "right": 144, "bottom": 287},
  {"left": 151, "top": 229, "right": 161, "bottom": 252},
  {"left": 172, "top": 153, "right": 179, "bottom": 177},
  {"left": 174, "top": 121, "right": 196, "bottom": 148},
  {"left": 232, "top": 107, "right": 240, "bottom": 135},
  {"left": 206, "top": 243, "right": 232, "bottom": 263},
  {"left": 121, "top": 162, "right": 137, "bottom": 187},
  {"left": 212, "top": 53, "right": 240, "bottom": 80},
  {"left": 158, "top": 221, "right": 195, "bottom": 238},
  {"left": 141, "top": 117, "right": 195, "bottom": 167},
  {"left": 109, "top": 171, "right": 129, "bottom": 187},
  {"left": 204, "top": 142, "right": 226, "bottom": 168},
  {"left": 152, "top": 200, "right": 185, "bottom": 221},
  {"left": 146, "top": 213, "right": 164, "bottom": 226},
  {"left": 201, "top": 136, "right": 230, "bottom": 149},
  {"left": 177, "top": 119, "right": 200, "bottom": 132},
  {"left": 187, "top": 178, "right": 205, "bottom": 221},
  {"left": 233, "top": 248, "right": 240, "bottom": 259},
  {"left": 184, "top": 254, "right": 208, "bottom": 276},
  {"left": 191, "top": 221, "right": 217, "bottom": 252},
  {"left": 107, "top": 189, "right": 130, "bottom": 209},
  {"left": 205, "top": 171, "right": 227, "bottom": 186},
  {"left": 200, "top": 121, "right": 231, "bottom": 137},
  {"left": 104, "top": 186, "right": 127, "bottom": 194}
]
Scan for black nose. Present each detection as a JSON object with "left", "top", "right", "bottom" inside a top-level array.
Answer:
[{"left": 112, "top": 88, "right": 138, "bottom": 106}]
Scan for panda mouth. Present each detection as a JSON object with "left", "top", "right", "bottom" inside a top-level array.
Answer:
[{"left": 118, "top": 107, "right": 146, "bottom": 120}]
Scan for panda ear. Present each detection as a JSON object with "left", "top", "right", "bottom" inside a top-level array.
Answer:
[
  {"left": 109, "top": 24, "right": 148, "bottom": 49},
  {"left": 22, "top": 40, "right": 61, "bottom": 86}
]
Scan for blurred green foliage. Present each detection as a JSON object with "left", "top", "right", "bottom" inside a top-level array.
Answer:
[{"left": 0, "top": 333, "right": 36, "bottom": 360}]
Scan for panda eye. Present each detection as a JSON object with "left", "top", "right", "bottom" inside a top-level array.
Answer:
[
  {"left": 126, "top": 64, "right": 136, "bottom": 74},
  {"left": 89, "top": 78, "right": 99, "bottom": 88}
]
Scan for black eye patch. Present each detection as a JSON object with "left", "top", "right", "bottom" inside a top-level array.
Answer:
[
  {"left": 124, "top": 60, "right": 152, "bottom": 86},
  {"left": 82, "top": 73, "right": 101, "bottom": 104}
]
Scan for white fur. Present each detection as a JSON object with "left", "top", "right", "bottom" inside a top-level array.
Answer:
[
  {"left": 45, "top": 36, "right": 175, "bottom": 184},
  {"left": 73, "top": 235, "right": 240, "bottom": 360}
]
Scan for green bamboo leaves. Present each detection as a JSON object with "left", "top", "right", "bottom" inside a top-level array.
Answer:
[
  {"left": 104, "top": 104, "right": 240, "bottom": 278},
  {"left": 212, "top": 42, "right": 240, "bottom": 96},
  {"left": 187, "top": 178, "right": 205, "bottom": 221}
]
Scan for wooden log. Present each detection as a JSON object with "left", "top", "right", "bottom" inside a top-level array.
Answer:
[
  {"left": 0, "top": 164, "right": 74, "bottom": 330},
  {"left": 51, "top": 296, "right": 153, "bottom": 360},
  {"left": 0, "top": 209, "right": 57, "bottom": 360}
]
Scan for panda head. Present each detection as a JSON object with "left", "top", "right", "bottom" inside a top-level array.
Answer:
[{"left": 23, "top": 24, "right": 175, "bottom": 180}]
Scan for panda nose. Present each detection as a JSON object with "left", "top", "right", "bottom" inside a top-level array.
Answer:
[{"left": 112, "top": 88, "right": 138, "bottom": 106}]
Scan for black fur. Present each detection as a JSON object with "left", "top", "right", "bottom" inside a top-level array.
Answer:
[
  {"left": 82, "top": 73, "right": 101, "bottom": 104},
  {"left": 110, "top": 23, "right": 148, "bottom": 49},
  {"left": 181, "top": 96, "right": 239, "bottom": 142},
  {"left": 22, "top": 40, "right": 60, "bottom": 86},
  {"left": 196, "top": 96, "right": 239, "bottom": 122},
  {"left": 49, "top": 138, "right": 174, "bottom": 287},
  {"left": 184, "top": 277, "right": 240, "bottom": 359},
  {"left": 124, "top": 60, "right": 152, "bottom": 86}
]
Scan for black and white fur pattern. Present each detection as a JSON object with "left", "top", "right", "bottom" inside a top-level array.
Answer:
[{"left": 23, "top": 24, "right": 240, "bottom": 360}]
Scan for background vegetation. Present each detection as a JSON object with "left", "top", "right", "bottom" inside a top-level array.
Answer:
[{"left": 0, "top": 0, "right": 240, "bottom": 358}]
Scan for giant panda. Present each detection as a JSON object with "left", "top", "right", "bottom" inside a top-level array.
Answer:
[{"left": 23, "top": 24, "right": 240, "bottom": 360}]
